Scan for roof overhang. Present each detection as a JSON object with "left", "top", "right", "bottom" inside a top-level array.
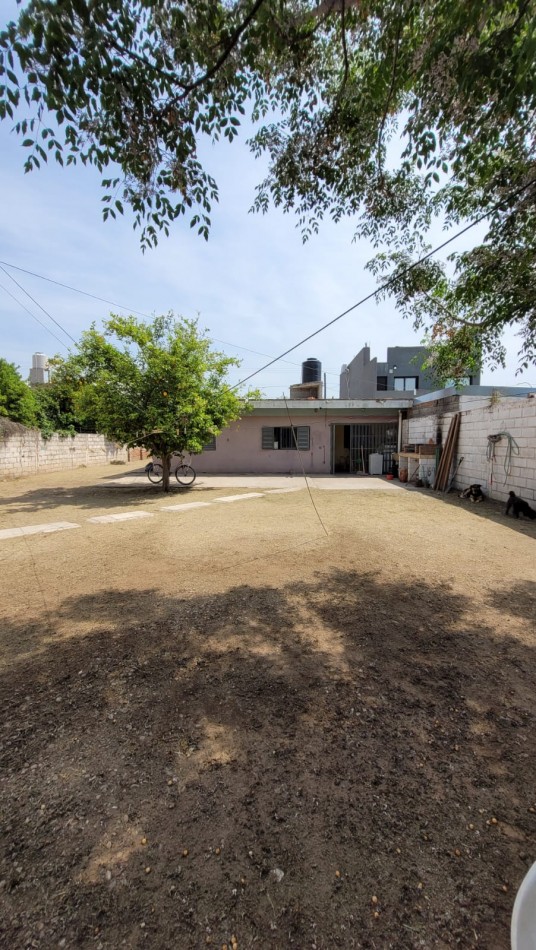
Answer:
[{"left": 250, "top": 398, "right": 412, "bottom": 417}]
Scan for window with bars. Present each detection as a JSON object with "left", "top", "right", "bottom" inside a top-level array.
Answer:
[
  {"left": 261, "top": 426, "right": 310, "bottom": 450},
  {"left": 203, "top": 435, "right": 216, "bottom": 451}
]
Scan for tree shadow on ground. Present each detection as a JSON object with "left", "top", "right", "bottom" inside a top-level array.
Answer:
[
  {"left": 1, "top": 571, "right": 535, "bottom": 949},
  {"left": 0, "top": 481, "right": 222, "bottom": 515},
  {"left": 487, "top": 579, "right": 536, "bottom": 624}
]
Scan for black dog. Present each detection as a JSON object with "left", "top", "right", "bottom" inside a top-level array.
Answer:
[
  {"left": 505, "top": 491, "right": 536, "bottom": 519},
  {"left": 460, "top": 484, "right": 485, "bottom": 503}
]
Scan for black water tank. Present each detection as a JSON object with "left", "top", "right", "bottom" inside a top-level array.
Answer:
[{"left": 302, "top": 358, "right": 322, "bottom": 383}]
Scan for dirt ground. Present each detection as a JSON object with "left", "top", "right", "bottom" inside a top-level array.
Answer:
[{"left": 1, "top": 463, "right": 535, "bottom": 949}]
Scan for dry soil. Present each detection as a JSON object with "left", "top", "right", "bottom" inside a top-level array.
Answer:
[{"left": 0, "top": 464, "right": 535, "bottom": 949}]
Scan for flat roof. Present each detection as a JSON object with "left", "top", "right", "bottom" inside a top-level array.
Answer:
[
  {"left": 251, "top": 398, "right": 413, "bottom": 413},
  {"left": 413, "top": 385, "right": 536, "bottom": 403}
]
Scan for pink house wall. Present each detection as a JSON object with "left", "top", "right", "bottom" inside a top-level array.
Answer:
[{"left": 191, "top": 412, "right": 398, "bottom": 474}]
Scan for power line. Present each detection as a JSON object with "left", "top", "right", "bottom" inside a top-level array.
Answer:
[
  {"left": 211, "top": 336, "right": 340, "bottom": 375},
  {"left": 0, "top": 264, "right": 78, "bottom": 346},
  {"left": 235, "top": 176, "right": 536, "bottom": 389},
  {"left": 0, "top": 280, "right": 69, "bottom": 351},
  {"left": 0, "top": 258, "right": 341, "bottom": 375},
  {"left": 0, "top": 259, "right": 152, "bottom": 319}
]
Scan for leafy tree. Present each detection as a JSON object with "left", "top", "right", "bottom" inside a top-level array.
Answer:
[
  {"left": 73, "top": 313, "right": 259, "bottom": 491},
  {"left": 1, "top": 1, "right": 535, "bottom": 376},
  {"left": 0, "top": 358, "right": 39, "bottom": 426},
  {"left": 32, "top": 356, "right": 99, "bottom": 437}
]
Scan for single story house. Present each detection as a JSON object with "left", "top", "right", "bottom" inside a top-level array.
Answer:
[
  {"left": 193, "top": 398, "right": 412, "bottom": 475},
  {"left": 189, "top": 386, "right": 536, "bottom": 498}
]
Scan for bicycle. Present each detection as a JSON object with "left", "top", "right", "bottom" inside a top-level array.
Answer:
[{"left": 145, "top": 452, "right": 196, "bottom": 487}]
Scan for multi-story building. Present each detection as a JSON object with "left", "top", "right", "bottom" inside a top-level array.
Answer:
[{"left": 339, "top": 345, "right": 480, "bottom": 398}]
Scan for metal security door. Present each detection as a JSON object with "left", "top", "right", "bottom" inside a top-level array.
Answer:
[{"left": 348, "top": 423, "right": 397, "bottom": 474}]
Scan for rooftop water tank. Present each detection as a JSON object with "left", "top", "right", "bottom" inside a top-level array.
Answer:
[
  {"left": 302, "top": 358, "right": 321, "bottom": 383},
  {"left": 32, "top": 352, "right": 48, "bottom": 370},
  {"left": 29, "top": 352, "right": 49, "bottom": 385}
]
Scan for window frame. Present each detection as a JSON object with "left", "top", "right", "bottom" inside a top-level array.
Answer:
[
  {"left": 393, "top": 376, "right": 419, "bottom": 391},
  {"left": 261, "top": 425, "right": 310, "bottom": 450}
]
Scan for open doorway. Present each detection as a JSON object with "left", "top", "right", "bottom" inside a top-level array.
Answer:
[{"left": 331, "top": 423, "right": 397, "bottom": 474}]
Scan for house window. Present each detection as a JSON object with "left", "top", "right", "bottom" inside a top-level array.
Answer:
[
  {"left": 203, "top": 435, "right": 216, "bottom": 451},
  {"left": 394, "top": 376, "right": 418, "bottom": 391},
  {"left": 377, "top": 376, "right": 388, "bottom": 391},
  {"left": 261, "top": 426, "right": 310, "bottom": 450}
]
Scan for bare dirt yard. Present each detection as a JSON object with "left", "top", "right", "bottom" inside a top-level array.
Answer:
[{"left": 1, "top": 463, "right": 535, "bottom": 949}]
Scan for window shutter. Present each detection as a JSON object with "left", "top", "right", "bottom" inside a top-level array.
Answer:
[
  {"left": 296, "top": 426, "right": 310, "bottom": 450},
  {"left": 262, "top": 427, "right": 275, "bottom": 449}
]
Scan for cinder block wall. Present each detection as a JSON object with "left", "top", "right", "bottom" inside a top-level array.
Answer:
[
  {"left": 404, "top": 395, "right": 536, "bottom": 502},
  {"left": 0, "top": 428, "right": 127, "bottom": 478}
]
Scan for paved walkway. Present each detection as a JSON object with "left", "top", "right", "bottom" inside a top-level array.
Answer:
[{"left": 106, "top": 472, "right": 404, "bottom": 491}]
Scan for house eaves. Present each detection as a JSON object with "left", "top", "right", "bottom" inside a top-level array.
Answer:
[
  {"left": 413, "top": 385, "right": 536, "bottom": 404},
  {"left": 250, "top": 398, "right": 413, "bottom": 417}
]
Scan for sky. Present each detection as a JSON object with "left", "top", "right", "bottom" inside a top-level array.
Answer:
[{"left": 1, "top": 13, "right": 534, "bottom": 396}]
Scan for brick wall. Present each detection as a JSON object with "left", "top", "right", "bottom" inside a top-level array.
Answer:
[
  {"left": 405, "top": 394, "right": 536, "bottom": 502},
  {"left": 127, "top": 446, "right": 150, "bottom": 462},
  {"left": 0, "top": 428, "right": 128, "bottom": 478}
]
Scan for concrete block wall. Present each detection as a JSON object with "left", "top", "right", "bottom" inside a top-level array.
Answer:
[
  {"left": 406, "top": 394, "right": 536, "bottom": 503},
  {"left": 0, "top": 428, "right": 127, "bottom": 478}
]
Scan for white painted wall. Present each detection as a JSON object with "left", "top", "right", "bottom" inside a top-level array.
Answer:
[{"left": 406, "top": 395, "right": 536, "bottom": 503}]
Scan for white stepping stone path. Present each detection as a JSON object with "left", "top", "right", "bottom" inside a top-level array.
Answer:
[
  {"left": 87, "top": 511, "right": 154, "bottom": 524},
  {"left": 213, "top": 493, "right": 265, "bottom": 503},
  {"left": 0, "top": 521, "right": 80, "bottom": 540},
  {"left": 159, "top": 502, "right": 211, "bottom": 511}
]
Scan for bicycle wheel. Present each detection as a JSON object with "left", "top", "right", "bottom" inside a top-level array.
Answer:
[
  {"left": 175, "top": 464, "right": 196, "bottom": 487},
  {"left": 147, "top": 462, "right": 163, "bottom": 484}
]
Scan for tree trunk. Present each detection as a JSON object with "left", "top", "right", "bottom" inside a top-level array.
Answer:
[{"left": 162, "top": 453, "right": 171, "bottom": 492}]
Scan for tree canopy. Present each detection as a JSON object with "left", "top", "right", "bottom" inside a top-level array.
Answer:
[
  {"left": 0, "top": 358, "right": 39, "bottom": 427},
  {"left": 31, "top": 356, "right": 99, "bottom": 437},
  {"left": 1, "top": 0, "right": 535, "bottom": 378},
  {"left": 73, "top": 313, "right": 258, "bottom": 490}
]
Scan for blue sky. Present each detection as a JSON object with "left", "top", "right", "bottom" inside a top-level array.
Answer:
[{"left": 1, "top": 12, "right": 534, "bottom": 395}]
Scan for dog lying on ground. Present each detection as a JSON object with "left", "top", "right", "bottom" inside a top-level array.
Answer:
[
  {"left": 505, "top": 491, "right": 536, "bottom": 519},
  {"left": 459, "top": 484, "right": 485, "bottom": 503}
]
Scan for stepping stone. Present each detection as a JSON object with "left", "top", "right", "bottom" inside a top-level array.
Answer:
[
  {"left": 160, "top": 502, "right": 211, "bottom": 511},
  {"left": 0, "top": 522, "right": 80, "bottom": 540},
  {"left": 213, "top": 493, "right": 265, "bottom": 503},
  {"left": 87, "top": 511, "right": 154, "bottom": 524}
]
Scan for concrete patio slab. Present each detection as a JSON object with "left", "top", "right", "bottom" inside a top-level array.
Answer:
[{"left": 106, "top": 472, "right": 404, "bottom": 491}]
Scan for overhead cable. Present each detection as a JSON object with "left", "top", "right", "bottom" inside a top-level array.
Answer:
[
  {"left": 0, "top": 264, "right": 78, "bottom": 345},
  {"left": 235, "top": 176, "right": 536, "bottom": 389},
  {"left": 0, "top": 279, "right": 69, "bottom": 351}
]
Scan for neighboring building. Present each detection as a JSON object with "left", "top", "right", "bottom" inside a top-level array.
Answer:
[{"left": 339, "top": 345, "right": 481, "bottom": 399}]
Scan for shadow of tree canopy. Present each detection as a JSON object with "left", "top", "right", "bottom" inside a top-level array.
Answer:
[
  {"left": 0, "top": 480, "right": 221, "bottom": 515},
  {"left": 1, "top": 571, "right": 535, "bottom": 949},
  {"left": 487, "top": 579, "right": 536, "bottom": 624}
]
